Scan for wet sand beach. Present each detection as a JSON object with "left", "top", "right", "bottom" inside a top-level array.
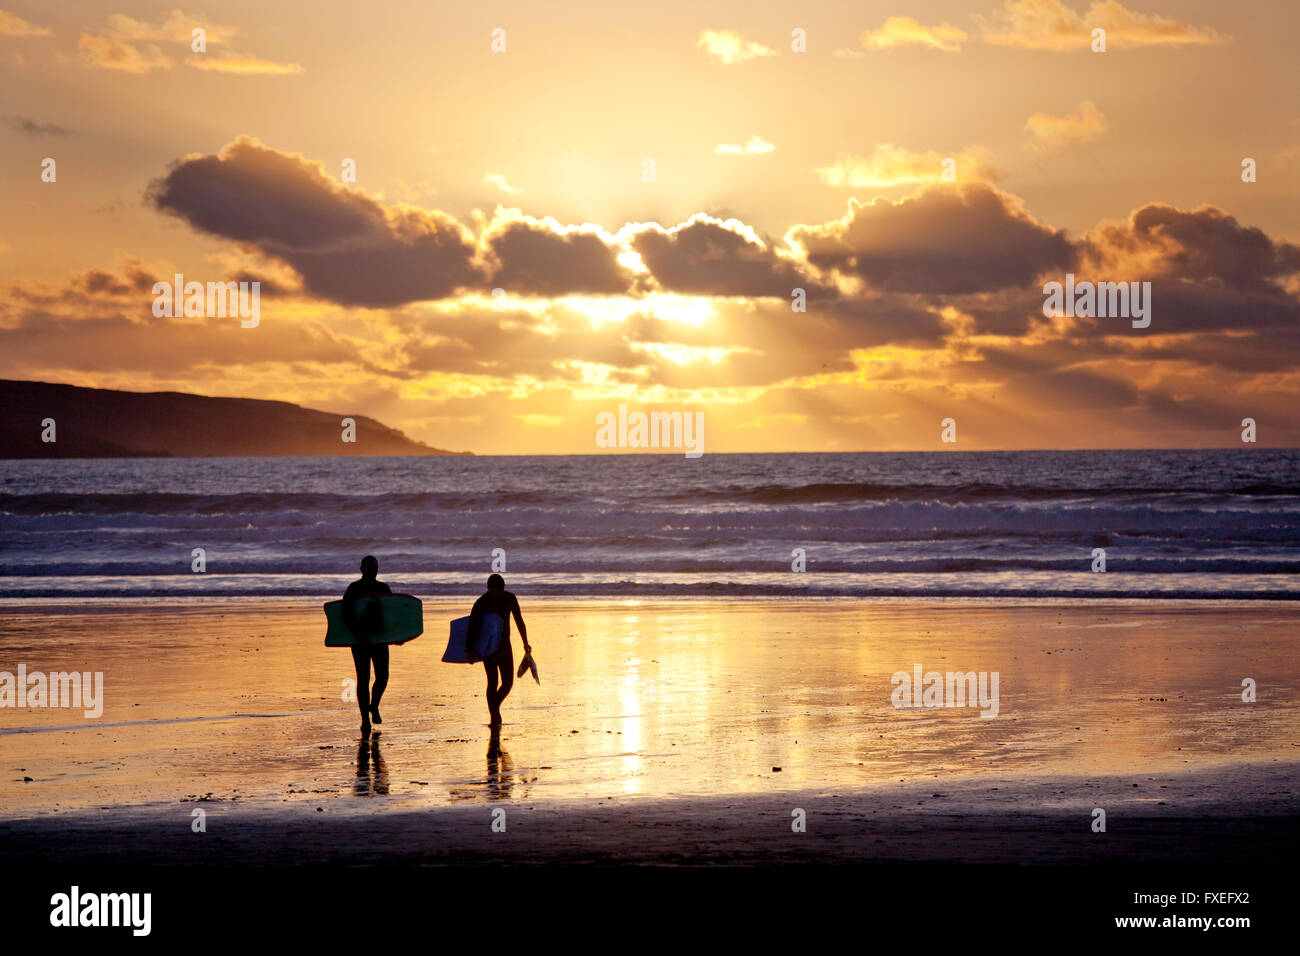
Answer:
[{"left": 1, "top": 598, "right": 1296, "bottom": 864}]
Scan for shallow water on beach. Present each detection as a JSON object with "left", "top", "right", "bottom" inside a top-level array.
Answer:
[{"left": 1, "top": 598, "right": 1297, "bottom": 818}]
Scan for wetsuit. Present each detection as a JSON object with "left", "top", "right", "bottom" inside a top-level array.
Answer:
[
  {"left": 469, "top": 590, "right": 521, "bottom": 711},
  {"left": 342, "top": 576, "right": 391, "bottom": 719}
]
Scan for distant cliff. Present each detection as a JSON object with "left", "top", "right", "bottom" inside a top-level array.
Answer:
[{"left": 0, "top": 380, "right": 468, "bottom": 458}]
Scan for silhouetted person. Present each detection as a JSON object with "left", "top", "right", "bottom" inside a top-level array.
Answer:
[
  {"left": 468, "top": 573, "right": 529, "bottom": 727},
  {"left": 342, "top": 555, "right": 391, "bottom": 737}
]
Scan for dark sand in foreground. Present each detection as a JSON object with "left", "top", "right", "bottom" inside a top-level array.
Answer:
[{"left": 5, "top": 760, "right": 1295, "bottom": 866}]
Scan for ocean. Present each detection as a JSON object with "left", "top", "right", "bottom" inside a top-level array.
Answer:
[{"left": 1, "top": 449, "right": 1297, "bottom": 600}]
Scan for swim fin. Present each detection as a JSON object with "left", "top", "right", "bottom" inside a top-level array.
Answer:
[{"left": 516, "top": 650, "right": 540, "bottom": 685}]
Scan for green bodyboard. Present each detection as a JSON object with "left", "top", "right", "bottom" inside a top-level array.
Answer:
[{"left": 323, "top": 593, "right": 423, "bottom": 647}]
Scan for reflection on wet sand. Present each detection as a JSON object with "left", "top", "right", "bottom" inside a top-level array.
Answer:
[
  {"left": 1, "top": 600, "right": 1298, "bottom": 817},
  {"left": 486, "top": 727, "right": 512, "bottom": 800},
  {"left": 448, "top": 727, "right": 533, "bottom": 801},
  {"left": 355, "top": 734, "right": 388, "bottom": 796}
]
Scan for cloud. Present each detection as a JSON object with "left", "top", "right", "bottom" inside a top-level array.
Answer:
[
  {"left": 481, "top": 210, "right": 633, "bottom": 296},
  {"left": 147, "top": 137, "right": 483, "bottom": 307},
  {"left": 821, "top": 296, "right": 951, "bottom": 349},
  {"left": 77, "top": 33, "right": 172, "bottom": 73},
  {"left": 970, "top": 350, "right": 1143, "bottom": 410},
  {"left": 146, "top": 140, "right": 640, "bottom": 304},
  {"left": 1120, "top": 324, "right": 1300, "bottom": 373},
  {"left": 1063, "top": 204, "right": 1300, "bottom": 357},
  {"left": 0, "top": 264, "right": 360, "bottom": 380},
  {"left": 1081, "top": 203, "right": 1300, "bottom": 296},
  {"left": 980, "top": 0, "right": 1224, "bottom": 51},
  {"left": 860, "top": 16, "right": 968, "bottom": 52},
  {"left": 386, "top": 302, "right": 666, "bottom": 383},
  {"left": 0, "top": 9, "right": 52, "bottom": 37},
  {"left": 713, "top": 135, "right": 775, "bottom": 156},
  {"left": 102, "top": 9, "right": 239, "bottom": 44},
  {"left": 960, "top": 295, "right": 1044, "bottom": 336},
  {"left": 5, "top": 260, "right": 171, "bottom": 309},
  {"left": 78, "top": 10, "right": 298, "bottom": 74},
  {"left": 483, "top": 173, "right": 522, "bottom": 195},
  {"left": 9, "top": 187, "right": 1300, "bottom": 451},
  {"left": 375, "top": 288, "right": 950, "bottom": 393},
  {"left": 697, "top": 29, "right": 774, "bottom": 64},
  {"left": 76, "top": 10, "right": 216, "bottom": 73},
  {"left": 996, "top": 200, "right": 1300, "bottom": 374},
  {"left": 1025, "top": 101, "right": 1109, "bottom": 155},
  {"left": 133, "top": 137, "right": 1300, "bottom": 393},
  {"left": 788, "top": 183, "right": 1075, "bottom": 294},
  {"left": 2, "top": 115, "right": 69, "bottom": 136},
  {"left": 188, "top": 53, "right": 303, "bottom": 74},
  {"left": 816, "top": 145, "right": 998, "bottom": 188},
  {"left": 628, "top": 215, "right": 817, "bottom": 298}
]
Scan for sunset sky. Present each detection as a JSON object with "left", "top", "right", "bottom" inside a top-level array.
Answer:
[{"left": 2, "top": 0, "right": 1297, "bottom": 454}]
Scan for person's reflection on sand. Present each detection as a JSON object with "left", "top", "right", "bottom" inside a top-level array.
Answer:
[
  {"left": 354, "top": 734, "right": 388, "bottom": 796},
  {"left": 486, "top": 727, "right": 513, "bottom": 800}
]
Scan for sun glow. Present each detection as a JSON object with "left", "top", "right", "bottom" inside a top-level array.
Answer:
[{"left": 561, "top": 294, "right": 716, "bottom": 328}]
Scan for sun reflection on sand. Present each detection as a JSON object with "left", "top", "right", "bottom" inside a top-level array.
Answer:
[{"left": 0, "top": 600, "right": 1297, "bottom": 816}]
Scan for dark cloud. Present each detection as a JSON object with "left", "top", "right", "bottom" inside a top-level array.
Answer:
[
  {"left": 1062, "top": 205, "right": 1300, "bottom": 355},
  {"left": 8, "top": 261, "right": 159, "bottom": 307},
  {"left": 73, "top": 269, "right": 132, "bottom": 297},
  {"left": 484, "top": 217, "right": 632, "bottom": 295},
  {"left": 630, "top": 216, "right": 821, "bottom": 297},
  {"left": 149, "top": 138, "right": 384, "bottom": 246},
  {"left": 821, "top": 295, "right": 950, "bottom": 347},
  {"left": 147, "top": 137, "right": 483, "bottom": 307},
  {"left": 1102, "top": 281, "right": 1295, "bottom": 336},
  {"left": 224, "top": 270, "right": 297, "bottom": 297},
  {"left": 146, "top": 138, "right": 649, "bottom": 305},
  {"left": 966, "top": 277, "right": 1300, "bottom": 377},
  {"left": 1030, "top": 366, "right": 1141, "bottom": 410},
  {"left": 790, "top": 183, "right": 1075, "bottom": 294},
  {"left": 1083, "top": 203, "right": 1300, "bottom": 294},
  {"left": 2, "top": 115, "right": 69, "bottom": 136},
  {"left": 1130, "top": 330, "right": 1300, "bottom": 373},
  {"left": 959, "top": 293, "right": 1040, "bottom": 336},
  {"left": 273, "top": 206, "right": 483, "bottom": 307}
]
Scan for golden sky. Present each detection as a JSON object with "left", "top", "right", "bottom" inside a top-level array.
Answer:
[{"left": 2, "top": 0, "right": 1298, "bottom": 453}]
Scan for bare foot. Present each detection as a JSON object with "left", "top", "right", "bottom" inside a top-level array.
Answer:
[{"left": 370, "top": 705, "right": 382, "bottom": 725}]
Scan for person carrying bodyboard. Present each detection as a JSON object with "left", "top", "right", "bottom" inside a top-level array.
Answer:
[
  {"left": 467, "top": 574, "right": 531, "bottom": 727},
  {"left": 342, "top": 554, "right": 391, "bottom": 736}
]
